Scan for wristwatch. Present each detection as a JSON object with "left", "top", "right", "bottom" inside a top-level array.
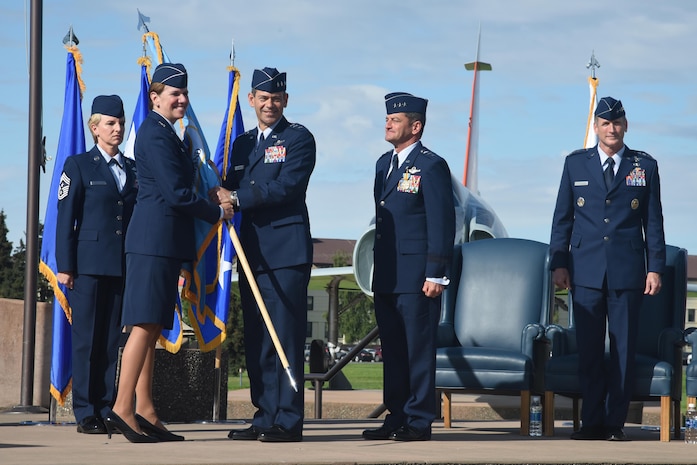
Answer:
[{"left": 229, "top": 190, "right": 239, "bottom": 208}]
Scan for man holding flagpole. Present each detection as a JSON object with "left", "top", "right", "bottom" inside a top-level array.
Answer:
[{"left": 211, "top": 67, "right": 316, "bottom": 443}]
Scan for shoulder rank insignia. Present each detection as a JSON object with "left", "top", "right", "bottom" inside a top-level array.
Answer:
[{"left": 58, "top": 172, "right": 71, "bottom": 200}]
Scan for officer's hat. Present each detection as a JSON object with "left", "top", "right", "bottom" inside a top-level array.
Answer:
[
  {"left": 91, "top": 95, "right": 124, "bottom": 118},
  {"left": 595, "top": 96, "right": 625, "bottom": 120},
  {"left": 152, "top": 63, "right": 188, "bottom": 89},
  {"left": 385, "top": 92, "right": 428, "bottom": 115},
  {"left": 251, "top": 67, "right": 286, "bottom": 93}
]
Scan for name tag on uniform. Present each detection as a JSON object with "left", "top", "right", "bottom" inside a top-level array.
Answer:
[
  {"left": 264, "top": 146, "right": 286, "bottom": 163},
  {"left": 234, "top": 164, "right": 245, "bottom": 171},
  {"left": 574, "top": 181, "right": 589, "bottom": 186},
  {"left": 89, "top": 180, "right": 108, "bottom": 186}
]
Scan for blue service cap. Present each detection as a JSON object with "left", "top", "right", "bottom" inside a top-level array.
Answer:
[
  {"left": 152, "top": 63, "right": 188, "bottom": 89},
  {"left": 595, "top": 96, "right": 625, "bottom": 120},
  {"left": 385, "top": 92, "right": 428, "bottom": 115},
  {"left": 91, "top": 95, "right": 124, "bottom": 118},
  {"left": 252, "top": 67, "right": 286, "bottom": 92}
]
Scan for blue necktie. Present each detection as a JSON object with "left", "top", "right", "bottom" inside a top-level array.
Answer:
[
  {"left": 258, "top": 132, "right": 265, "bottom": 147},
  {"left": 604, "top": 157, "right": 615, "bottom": 190},
  {"left": 387, "top": 153, "right": 399, "bottom": 181},
  {"left": 108, "top": 158, "right": 125, "bottom": 192}
]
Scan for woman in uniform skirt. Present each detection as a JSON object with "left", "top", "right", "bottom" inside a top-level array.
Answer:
[{"left": 105, "top": 63, "right": 235, "bottom": 443}]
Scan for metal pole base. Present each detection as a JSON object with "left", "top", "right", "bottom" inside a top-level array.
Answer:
[{"left": 3, "top": 405, "right": 49, "bottom": 414}]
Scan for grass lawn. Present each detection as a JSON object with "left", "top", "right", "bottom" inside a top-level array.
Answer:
[
  {"left": 228, "top": 361, "right": 384, "bottom": 391},
  {"left": 229, "top": 364, "right": 692, "bottom": 420}
]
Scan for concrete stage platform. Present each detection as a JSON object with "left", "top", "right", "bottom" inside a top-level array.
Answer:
[{"left": 2, "top": 389, "right": 696, "bottom": 465}]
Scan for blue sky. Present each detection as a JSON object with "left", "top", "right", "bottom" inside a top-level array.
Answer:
[{"left": 1, "top": 1, "right": 696, "bottom": 255}]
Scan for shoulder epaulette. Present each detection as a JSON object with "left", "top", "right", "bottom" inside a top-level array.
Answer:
[
  {"left": 568, "top": 148, "right": 589, "bottom": 156},
  {"left": 419, "top": 146, "right": 442, "bottom": 159},
  {"left": 632, "top": 150, "right": 655, "bottom": 160}
]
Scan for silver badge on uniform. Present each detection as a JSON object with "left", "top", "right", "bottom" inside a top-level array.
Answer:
[
  {"left": 576, "top": 197, "right": 585, "bottom": 207},
  {"left": 57, "top": 172, "right": 71, "bottom": 200}
]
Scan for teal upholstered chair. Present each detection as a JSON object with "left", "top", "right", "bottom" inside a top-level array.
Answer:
[
  {"left": 435, "top": 238, "right": 553, "bottom": 435},
  {"left": 544, "top": 245, "right": 687, "bottom": 442}
]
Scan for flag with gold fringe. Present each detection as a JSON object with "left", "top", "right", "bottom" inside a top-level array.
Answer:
[
  {"left": 584, "top": 76, "right": 599, "bottom": 149},
  {"left": 214, "top": 66, "right": 245, "bottom": 182},
  {"left": 191, "top": 64, "right": 247, "bottom": 351},
  {"left": 123, "top": 57, "right": 151, "bottom": 160},
  {"left": 39, "top": 45, "right": 87, "bottom": 405}
]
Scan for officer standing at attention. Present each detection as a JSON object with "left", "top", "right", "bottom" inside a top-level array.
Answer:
[
  {"left": 550, "top": 97, "right": 666, "bottom": 441},
  {"left": 211, "top": 67, "right": 316, "bottom": 443},
  {"left": 56, "top": 95, "right": 137, "bottom": 435},
  {"left": 108, "top": 64, "right": 235, "bottom": 443},
  {"left": 362, "top": 92, "right": 455, "bottom": 442}
]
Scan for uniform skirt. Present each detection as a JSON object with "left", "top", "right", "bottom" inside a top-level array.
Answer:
[{"left": 121, "top": 253, "right": 181, "bottom": 329}]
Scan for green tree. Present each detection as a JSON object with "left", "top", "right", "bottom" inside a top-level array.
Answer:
[
  {"left": 0, "top": 211, "right": 52, "bottom": 301},
  {"left": 13, "top": 237, "right": 53, "bottom": 302},
  {"left": 338, "top": 290, "right": 376, "bottom": 344},
  {"left": 225, "top": 285, "right": 246, "bottom": 371},
  {"left": 0, "top": 210, "right": 15, "bottom": 298},
  {"left": 332, "top": 250, "right": 351, "bottom": 267},
  {"left": 329, "top": 250, "right": 377, "bottom": 344}
]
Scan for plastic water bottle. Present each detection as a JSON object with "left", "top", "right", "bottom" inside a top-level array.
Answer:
[
  {"left": 529, "top": 395, "right": 542, "bottom": 437},
  {"left": 685, "top": 403, "right": 697, "bottom": 444}
]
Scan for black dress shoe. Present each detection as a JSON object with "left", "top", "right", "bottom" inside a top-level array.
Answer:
[
  {"left": 76, "top": 416, "right": 107, "bottom": 434},
  {"left": 390, "top": 425, "right": 431, "bottom": 441},
  {"left": 104, "top": 410, "right": 158, "bottom": 443},
  {"left": 135, "top": 414, "right": 184, "bottom": 442},
  {"left": 570, "top": 426, "right": 606, "bottom": 440},
  {"left": 606, "top": 428, "right": 628, "bottom": 441},
  {"left": 257, "top": 425, "right": 302, "bottom": 443},
  {"left": 228, "top": 425, "right": 264, "bottom": 440},
  {"left": 362, "top": 424, "right": 399, "bottom": 440}
]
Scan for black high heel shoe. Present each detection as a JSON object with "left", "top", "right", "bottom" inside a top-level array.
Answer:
[
  {"left": 135, "top": 414, "right": 184, "bottom": 442},
  {"left": 104, "top": 410, "right": 158, "bottom": 443}
]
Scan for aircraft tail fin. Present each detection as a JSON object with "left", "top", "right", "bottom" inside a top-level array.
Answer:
[{"left": 462, "top": 28, "right": 491, "bottom": 193}]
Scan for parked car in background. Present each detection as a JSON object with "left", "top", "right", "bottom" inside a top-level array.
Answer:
[
  {"left": 372, "top": 347, "right": 382, "bottom": 362},
  {"left": 354, "top": 349, "right": 374, "bottom": 362},
  {"left": 334, "top": 346, "right": 349, "bottom": 361}
]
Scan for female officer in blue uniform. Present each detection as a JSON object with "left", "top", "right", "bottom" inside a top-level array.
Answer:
[
  {"left": 106, "top": 64, "right": 235, "bottom": 443},
  {"left": 56, "top": 95, "right": 135, "bottom": 435}
]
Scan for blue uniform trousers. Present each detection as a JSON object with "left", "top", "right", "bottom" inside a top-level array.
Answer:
[
  {"left": 241, "top": 264, "right": 310, "bottom": 434},
  {"left": 374, "top": 292, "right": 440, "bottom": 432},
  {"left": 572, "top": 283, "right": 643, "bottom": 429},
  {"left": 69, "top": 274, "right": 124, "bottom": 421}
]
